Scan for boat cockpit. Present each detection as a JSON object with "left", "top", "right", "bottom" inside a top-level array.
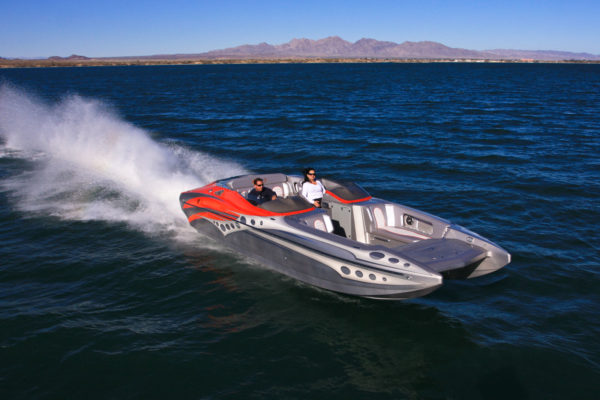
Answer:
[{"left": 218, "top": 173, "right": 450, "bottom": 249}]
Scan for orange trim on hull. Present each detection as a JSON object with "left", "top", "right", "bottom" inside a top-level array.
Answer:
[
  {"left": 182, "top": 182, "right": 315, "bottom": 219},
  {"left": 325, "top": 190, "right": 372, "bottom": 204}
]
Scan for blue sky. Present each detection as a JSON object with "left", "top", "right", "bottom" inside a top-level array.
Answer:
[{"left": 2, "top": 0, "right": 599, "bottom": 58}]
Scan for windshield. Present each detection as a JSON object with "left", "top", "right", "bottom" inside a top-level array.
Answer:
[{"left": 321, "top": 178, "right": 370, "bottom": 201}]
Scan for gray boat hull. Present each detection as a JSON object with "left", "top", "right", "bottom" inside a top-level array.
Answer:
[
  {"left": 181, "top": 173, "right": 510, "bottom": 300},
  {"left": 190, "top": 218, "right": 442, "bottom": 299}
]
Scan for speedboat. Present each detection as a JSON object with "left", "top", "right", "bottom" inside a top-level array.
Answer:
[{"left": 180, "top": 173, "right": 510, "bottom": 300}]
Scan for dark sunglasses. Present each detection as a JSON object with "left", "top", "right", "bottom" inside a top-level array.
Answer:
[
  {"left": 307, "top": 173, "right": 316, "bottom": 176},
  {"left": 255, "top": 183, "right": 263, "bottom": 186}
]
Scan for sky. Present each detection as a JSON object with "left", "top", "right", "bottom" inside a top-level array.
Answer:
[{"left": 1, "top": 0, "right": 599, "bottom": 58}]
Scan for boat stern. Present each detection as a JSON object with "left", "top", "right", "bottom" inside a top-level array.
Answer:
[{"left": 443, "top": 225, "right": 511, "bottom": 279}]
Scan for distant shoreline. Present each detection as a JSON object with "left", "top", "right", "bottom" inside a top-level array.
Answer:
[{"left": 2, "top": 57, "right": 600, "bottom": 68}]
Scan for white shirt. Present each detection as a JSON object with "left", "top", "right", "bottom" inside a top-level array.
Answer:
[{"left": 302, "top": 180, "right": 326, "bottom": 202}]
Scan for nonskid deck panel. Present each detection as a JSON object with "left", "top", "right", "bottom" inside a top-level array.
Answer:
[{"left": 398, "top": 238, "right": 487, "bottom": 273}]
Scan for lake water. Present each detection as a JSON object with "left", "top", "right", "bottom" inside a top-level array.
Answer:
[{"left": 1, "top": 63, "right": 599, "bottom": 399}]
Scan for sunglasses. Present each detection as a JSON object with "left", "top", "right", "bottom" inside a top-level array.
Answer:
[
  {"left": 255, "top": 183, "right": 263, "bottom": 186},
  {"left": 307, "top": 173, "right": 316, "bottom": 176}
]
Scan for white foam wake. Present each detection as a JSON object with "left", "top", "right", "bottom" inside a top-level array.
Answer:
[{"left": 0, "top": 83, "right": 247, "bottom": 239}]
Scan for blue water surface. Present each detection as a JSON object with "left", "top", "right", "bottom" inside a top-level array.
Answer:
[{"left": 1, "top": 63, "right": 599, "bottom": 399}]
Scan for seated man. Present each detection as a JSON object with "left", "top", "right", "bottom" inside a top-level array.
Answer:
[{"left": 247, "top": 177, "right": 277, "bottom": 205}]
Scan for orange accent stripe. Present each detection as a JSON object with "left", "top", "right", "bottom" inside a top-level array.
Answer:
[
  {"left": 184, "top": 183, "right": 315, "bottom": 222},
  {"left": 325, "top": 190, "right": 372, "bottom": 204},
  {"left": 182, "top": 184, "right": 316, "bottom": 218}
]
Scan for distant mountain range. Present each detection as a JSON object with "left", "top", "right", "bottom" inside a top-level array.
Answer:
[
  {"left": 5, "top": 37, "right": 599, "bottom": 63},
  {"left": 48, "top": 54, "right": 90, "bottom": 60},
  {"left": 193, "top": 36, "right": 600, "bottom": 61}
]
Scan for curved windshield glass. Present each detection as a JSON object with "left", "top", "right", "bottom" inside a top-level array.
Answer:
[{"left": 321, "top": 178, "right": 370, "bottom": 201}]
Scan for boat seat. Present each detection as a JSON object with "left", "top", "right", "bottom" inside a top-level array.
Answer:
[
  {"left": 298, "top": 212, "right": 334, "bottom": 233},
  {"left": 316, "top": 214, "right": 334, "bottom": 233},
  {"left": 368, "top": 205, "right": 427, "bottom": 243},
  {"left": 229, "top": 173, "right": 288, "bottom": 190},
  {"left": 271, "top": 182, "right": 291, "bottom": 198}
]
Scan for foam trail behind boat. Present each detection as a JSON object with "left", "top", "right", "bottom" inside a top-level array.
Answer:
[{"left": 0, "top": 83, "right": 247, "bottom": 239}]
